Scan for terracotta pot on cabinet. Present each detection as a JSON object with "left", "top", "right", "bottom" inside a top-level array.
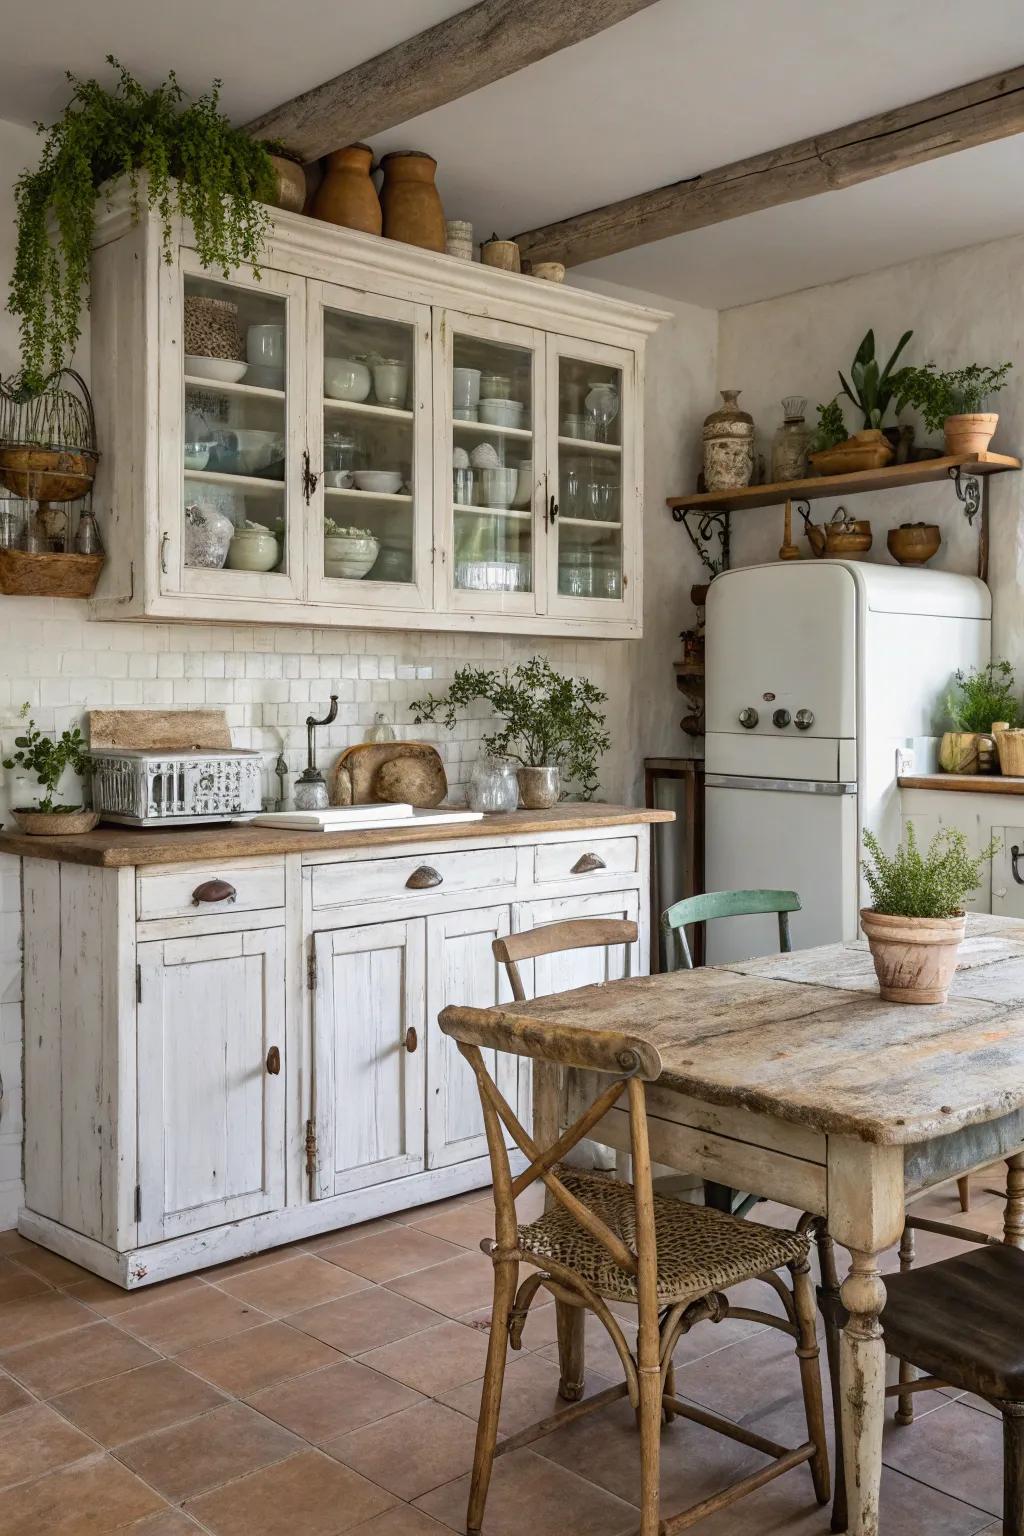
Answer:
[
  {"left": 380, "top": 152, "right": 446, "bottom": 252},
  {"left": 311, "top": 144, "right": 382, "bottom": 235}
]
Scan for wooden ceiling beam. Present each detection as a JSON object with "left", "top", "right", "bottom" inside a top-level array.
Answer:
[
  {"left": 243, "top": 0, "right": 661, "bottom": 164},
  {"left": 515, "top": 64, "right": 1024, "bottom": 267}
]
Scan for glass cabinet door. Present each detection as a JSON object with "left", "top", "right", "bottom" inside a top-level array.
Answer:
[
  {"left": 162, "top": 251, "right": 306, "bottom": 602},
  {"left": 545, "top": 336, "right": 637, "bottom": 623},
  {"left": 307, "top": 283, "right": 432, "bottom": 610},
  {"left": 435, "top": 311, "right": 545, "bottom": 615}
]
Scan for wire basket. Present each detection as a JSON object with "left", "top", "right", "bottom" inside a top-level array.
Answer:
[{"left": 0, "top": 368, "right": 99, "bottom": 503}]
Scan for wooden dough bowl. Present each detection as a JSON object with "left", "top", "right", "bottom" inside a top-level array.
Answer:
[{"left": 330, "top": 742, "right": 447, "bottom": 807}]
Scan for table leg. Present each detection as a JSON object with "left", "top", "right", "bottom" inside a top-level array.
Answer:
[
  {"left": 840, "top": 1249, "right": 888, "bottom": 1536},
  {"left": 1005, "top": 1152, "right": 1024, "bottom": 1248}
]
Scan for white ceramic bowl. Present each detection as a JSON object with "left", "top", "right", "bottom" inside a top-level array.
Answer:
[
  {"left": 324, "top": 532, "right": 379, "bottom": 579},
  {"left": 479, "top": 399, "right": 525, "bottom": 429},
  {"left": 227, "top": 429, "right": 285, "bottom": 476},
  {"left": 185, "top": 355, "right": 247, "bottom": 385},
  {"left": 479, "top": 467, "right": 518, "bottom": 509},
  {"left": 324, "top": 356, "right": 372, "bottom": 402},
  {"left": 353, "top": 470, "right": 403, "bottom": 495}
]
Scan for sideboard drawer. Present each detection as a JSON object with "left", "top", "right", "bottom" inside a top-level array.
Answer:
[
  {"left": 534, "top": 836, "right": 638, "bottom": 885},
  {"left": 312, "top": 846, "right": 517, "bottom": 910},
  {"left": 137, "top": 859, "right": 285, "bottom": 921}
]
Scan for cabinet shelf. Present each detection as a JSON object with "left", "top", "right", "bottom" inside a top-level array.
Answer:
[
  {"left": 454, "top": 503, "right": 531, "bottom": 521},
  {"left": 184, "top": 375, "right": 285, "bottom": 402},
  {"left": 453, "top": 419, "right": 532, "bottom": 442},
  {"left": 558, "top": 435, "right": 621, "bottom": 456},
  {"left": 185, "top": 469, "right": 284, "bottom": 492},
  {"left": 323, "top": 398, "right": 414, "bottom": 423},
  {"left": 325, "top": 486, "right": 412, "bottom": 505}
]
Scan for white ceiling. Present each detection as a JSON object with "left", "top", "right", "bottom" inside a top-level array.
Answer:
[{"left": 2, "top": 0, "right": 1023, "bottom": 311}]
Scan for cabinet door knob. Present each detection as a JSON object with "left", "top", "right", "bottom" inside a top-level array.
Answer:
[
  {"left": 404, "top": 1027, "right": 418, "bottom": 1053},
  {"left": 406, "top": 865, "right": 443, "bottom": 889},
  {"left": 571, "top": 852, "right": 606, "bottom": 874},
  {"left": 265, "top": 1045, "right": 281, "bottom": 1075},
  {"left": 191, "top": 879, "right": 237, "bottom": 905}
]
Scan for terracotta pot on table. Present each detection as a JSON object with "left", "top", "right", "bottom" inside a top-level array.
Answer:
[{"left": 860, "top": 908, "right": 966, "bottom": 1004}]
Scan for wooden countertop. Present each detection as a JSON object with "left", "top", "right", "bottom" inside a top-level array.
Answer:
[
  {"left": 899, "top": 774, "right": 1024, "bottom": 795},
  {"left": 0, "top": 803, "right": 674, "bottom": 868}
]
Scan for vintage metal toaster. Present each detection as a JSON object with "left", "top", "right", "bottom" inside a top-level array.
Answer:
[{"left": 90, "top": 748, "right": 263, "bottom": 826}]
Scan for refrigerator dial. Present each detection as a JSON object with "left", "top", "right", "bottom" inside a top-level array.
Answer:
[
  {"left": 738, "top": 707, "right": 759, "bottom": 729},
  {"left": 794, "top": 709, "right": 815, "bottom": 731},
  {"left": 772, "top": 708, "right": 792, "bottom": 729}
]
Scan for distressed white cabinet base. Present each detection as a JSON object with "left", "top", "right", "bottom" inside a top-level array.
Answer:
[{"left": 11, "top": 810, "right": 658, "bottom": 1287}]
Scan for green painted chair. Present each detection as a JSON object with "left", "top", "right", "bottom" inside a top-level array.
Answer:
[
  {"left": 660, "top": 888, "right": 802, "bottom": 972},
  {"left": 659, "top": 888, "right": 802, "bottom": 1216}
]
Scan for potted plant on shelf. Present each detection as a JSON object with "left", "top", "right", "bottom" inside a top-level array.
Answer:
[
  {"left": 411, "top": 656, "right": 610, "bottom": 807},
  {"left": 808, "top": 329, "right": 914, "bottom": 476},
  {"left": 940, "top": 660, "right": 1020, "bottom": 774},
  {"left": 895, "top": 361, "right": 1013, "bottom": 457},
  {"left": 9, "top": 57, "right": 275, "bottom": 388},
  {"left": 3, "top": 708, "right": 95, "bottom": 834},
  {"left": 861, "top": 824, "right": 998, "bottom": 1004}
]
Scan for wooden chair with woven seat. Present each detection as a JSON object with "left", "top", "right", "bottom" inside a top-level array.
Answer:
[{"left": 438, "top": 980, "right": 830, "bottom": 1536}]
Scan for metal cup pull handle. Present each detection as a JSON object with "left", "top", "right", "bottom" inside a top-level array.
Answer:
[
  {"left": 571, "top": 852, "right": 607, "bottom": 874},
  {"left": 406, "top": 865, "right": 443, "bottom": 889},
  {"left": 266, "top": 1046, "right": 281, "bottom": 1075},
  {"left": 1011, "top": 846, "right": 1024, "bottom": 886},
  {"left": 192, "top": 879, "right": 237, "bottom": 905},
  {"left": 404, "top": 1027, "right": 418, "bottom": 1053}
]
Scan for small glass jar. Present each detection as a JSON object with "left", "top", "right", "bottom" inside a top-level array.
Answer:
[
  {"left": 293, "top": 769, "right": 329, "bottom": 811},
  {"left": 467, "top": 756, "right": 519, "bottom": 814},
  {"left": 771, "top": 396, "right": 813, "bottom": 482}
]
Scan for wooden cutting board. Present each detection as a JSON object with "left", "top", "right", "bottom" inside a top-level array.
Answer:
[
  {"left": 330, "top": 742, "right": 447, "bottom": 806},
  {"left": 88, "top": 709, "right": 232, "bottom": 751}
]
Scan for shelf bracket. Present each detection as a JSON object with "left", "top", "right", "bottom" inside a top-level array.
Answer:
[
  {"left": 672, "top": 504, "right": 731, "bottom": 576},
  {"left": 948, "top": 464, "right": 981, "bottom": 524}
]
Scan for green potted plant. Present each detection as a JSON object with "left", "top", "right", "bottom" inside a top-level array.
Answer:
[
  {"left": 9, "top": 57, "right": 276, "bottom": 388},
  {"left": 940, "top": 660, "right": 1020, "bottom": 774},
  {"left": 807, "top": 329, "right": 914, "bottom": 475},
  {"left": 861, "top": 824, "right": 998, "bottom": 1004},
  {"left": 411, "top": 656, "right": 610, "bottom": 807},
  {"left": 838, "top": 328, "right": 914, "bottom": 430},
  {"left": 3, "top": 707, "right": 95, "bottom": 834},
  {"left": 895, "top": 361, "right": 1012, "bottom": 456},
  {"left": 810, "top": 397, "right": 848, "bottom": 453}
]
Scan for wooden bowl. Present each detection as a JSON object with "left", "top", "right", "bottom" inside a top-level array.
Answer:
[
  {"left": 808, "top": 430, "right": 895, "bottom": 477},
  {"left": 825, "top": 519, "right": 872, "bottom": 555},
  {"left": 887, "top": 523, "right": 941, "bottom": 565},
  {"left": 11, "top": 808, "right": 99, "bottom": 836}
]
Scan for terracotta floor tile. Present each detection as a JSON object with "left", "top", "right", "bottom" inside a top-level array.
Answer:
[
  {"left": 0, "top": 1370, "right": 33, "bottom": 1418},
  {"left": 62, "top": 1274, "right": 206, "bottom": 1319},
  {"left": 249, "top": 1359, "right": 422, "bottom": 1444},
  {"left": 125, "top": 1513, "right": 205, "bottom": 1536},
  {"left": 213, "top": 1254, "right": 369, "bottom": 1317},
  {"left": 291, "top": 1288, "right": 442, "bottom": 1356},
  {"left": 882, "top": 1396, "right": 1003, "bottom": 1517},
  {"left": 416, "top": 1447, "right": 637, "bottom": 1536},
  {"left": 347, "top": 1509, "right": 450, "bottom": 1536},
  {"left": 0, "top": 1292, "right": 94, "bottom": 1352},
  {"left": 325, "top": 1229, "right": 462, "bottom": 1284},
  {"left": 406, "top": 1203, "right": 495, "bottom": 1250},
  {"left": 205, "top": 1243, "right": 309, "bottom": 1281},
  {"left": 460, "top": 1298, "right": 559, "bottom": 1352},
  {"left": 53, "top": 1359, "right": 226, "bottom": 1447},
  {"left": 385, "top": 1249, "right": 497, "bottom": 1320},
  {"left": 0, "top": 1231, "right": 37, "bottom": 1258},
  {"left": 12, "top": 1247, "right": 91, "bottom": 1286},
  {"left": 327, "top": 1399, "right": 481, "bottom": 1500},
  {"left": 359, "top": 1320, "right": 491, "bottom": 1397},
  {"left": 0, "top": 1450, "right": 164, "bottom": 1535},
  {"left": 0, "top": 1402, "right": 96, "bottom": 1489},
  {"left": 3, "top": 1320, "right": 159, "bottom": 1398},
  {"left": 117, "top": 1285, "right": 267, "bottom": 1355},
  {"left": 186, "top": 1448, "right": 397, "bottom": 1535},
  {"left": 442, "top": 1353, "right": 617, "bottom": 1439},
  {"left": 304, "top": 1218, "right": 401, "bottom": 1250},
  {"left": 673, "top": 1323, "right": 808, "bottom": 1422},
  {"left": 178, "top": 1321, "right": 340, "bottom": 1396},
  {"left": 0, "top": 1255, "right": 52, "bottom": 1305},
  {"left": 393, "top": 1191, "right": 490, "bottom": 1225},
  {"left": 115, "top": 1400, "right": 302, "bottom": 1503},
  {"left": 692, "top": 1465, "right": 993, "bottom": 1535}
]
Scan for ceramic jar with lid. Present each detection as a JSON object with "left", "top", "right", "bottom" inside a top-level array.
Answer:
[
  {"left": 227, "top": 523, "right": 280, "bottom": 572},
  {"left": 312, "top": 144, "right": 382, "bottom": 235},
  {"left": 703, "top": 390, "right": 755, "bottom": 492},
  {"left": 770, "top": 396, "right": 813, "bottom": 483},
  {"left": 379, "top": 152, "right": 446, "bottom": 252}
]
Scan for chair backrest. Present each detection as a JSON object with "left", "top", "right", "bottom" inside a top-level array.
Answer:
[
  {"left": 660, "top": 889, "right": 801, "bottom": 970},
  {"left": 492, "top": 917, "right": 639, "bottom": 1002},
  {"left": 438, "top": 999, "right": 662, "bottom": 1297}
]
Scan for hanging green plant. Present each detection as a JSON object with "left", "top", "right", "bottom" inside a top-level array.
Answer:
[{"left": 9, "top": 56, "right": 276, "bottom": 389}]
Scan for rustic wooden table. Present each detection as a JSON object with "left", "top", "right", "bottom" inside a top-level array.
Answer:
[{"left": 515, "top": 913, "right": 1024, "bottom": 1536}]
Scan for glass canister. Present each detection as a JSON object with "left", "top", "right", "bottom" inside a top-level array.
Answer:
[
  {"left": 771, "top": 396, "right": 813, "bottom": 482},
  {"left": 467, "top": 756, "right": 519, "bottom": 814}
]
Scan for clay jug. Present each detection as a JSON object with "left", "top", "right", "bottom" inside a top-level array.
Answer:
[
  {"left": 311, "top": 144, "right": 382, "bottom": 235},
  {"left": 380, "top": 151, "right": 446, "bottom": 252}
]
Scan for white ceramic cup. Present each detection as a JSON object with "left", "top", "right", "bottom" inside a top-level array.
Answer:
[{"left": 247, "top": 324, "right": 285, "bottom": 367}]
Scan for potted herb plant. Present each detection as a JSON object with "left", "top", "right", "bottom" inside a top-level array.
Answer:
[
  {"left": 861, "top": 824, "right": 998, "bottom": 1004},
  {"left": 808, "top": 329, "right": 914, "bottom": 475},
  {"left": 411, "top": 656, "right": 610, "bottom": 807},
  {"left": 940, "top": 660, "right": 1020, "bottom": 774},
  {"left": 3, "top": 708, "right": 95, "bottom": 834},
  {"left": 895, "top": 362, "right": 1012, "bottom": 457},
  {"left": 10, "top": 57, "right": 276, "bottom": 389}
]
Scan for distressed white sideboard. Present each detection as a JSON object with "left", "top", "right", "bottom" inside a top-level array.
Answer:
[{"left": 1, "top": 805, "right": 668, "bottom": 1288}]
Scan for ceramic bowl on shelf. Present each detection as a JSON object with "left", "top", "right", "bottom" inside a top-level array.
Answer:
[
  {"left": 218, "top": 429, "right": 285, "bottom": 477},
  {"left": 479, "top": 399, "right": 525, "bottom": 429},
  {"left": 324, "top": 356, "right": 372, "bottom": 402},
  {"left": 479, "top": 467, "right": 518, "bottom": 509},
  {"left": 184, "top": 441, "right": 216, "bottom": 471},
  {"left": 353, "top": 470, "right": 403, "bottom": 494},
  {"left": 185, "top": 355, "right": 248, "bottom": 385},
  {"left": 324, "top": 531, "right": 379, "bottom": 579}
]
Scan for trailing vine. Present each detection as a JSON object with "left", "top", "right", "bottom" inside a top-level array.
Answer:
[{"left": 9, "top": 57, "right": 276, "bottom": 389}]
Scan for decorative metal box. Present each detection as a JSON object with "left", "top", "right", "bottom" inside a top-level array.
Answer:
[{"left": 90, "top": 748, "right": 262, "bottom": 826}]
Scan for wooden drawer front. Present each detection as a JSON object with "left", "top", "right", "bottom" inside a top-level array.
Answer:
[
  {"left": 534, "top": 836, "right": 637, "bottom": 884},
  {"left": 312, "top": 846, "right": 517, "bottom": 910},
  {"left": 137, "top": 859, "right": 285, "bottom": 922}
]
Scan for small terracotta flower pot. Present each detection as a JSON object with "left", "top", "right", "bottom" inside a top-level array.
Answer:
[
  {"left": 516, "top": 766, "right": 560, "bottom": 809},
  {"left": 943, "top": 413, "right": 999, "bottom": 457},
  {"left": 860, "top": 908, "right": 965, "bottom": 1004}
]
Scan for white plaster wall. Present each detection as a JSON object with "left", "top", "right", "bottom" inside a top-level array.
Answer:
[
  {"left": 717, "top": 235, "right": 1024, "bottom": 666},
  {"left": 0, "top": 117, "right": 714, "bottom": 1227}
]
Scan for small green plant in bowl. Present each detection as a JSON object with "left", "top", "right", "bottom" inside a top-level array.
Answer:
[
  {"left": 895, "top": 361, "right": 1012, "bottom": 455},
  {"left": 860, "top": 824, "right": 999, "bottom": 1003},
  {"left": 811, "top": 397, "right": 848, "bottom": 452},
  {"left": 3, "top": 706, "right": 96, "bottom": 833},
  {"left": 946, "top": 660, "right": 1020, "bottom": 733}
]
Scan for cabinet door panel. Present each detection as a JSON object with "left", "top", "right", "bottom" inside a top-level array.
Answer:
[
  {"left": 137, "top": 930, "right": 286, "bottom": 1243},
  {"left": 313, "top": 920, "right": 425, "bottom": 1197},
  {"left": 425, "top": 906, "right": 518, "bottom": 1169}
]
